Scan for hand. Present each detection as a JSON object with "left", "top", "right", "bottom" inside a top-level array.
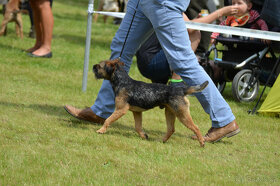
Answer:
[
  {"left": 210, "top": 39, "right": 216, "bottom": 45},
  {"left": 219, "top": 5, "right": 239, "bottom": 17}
]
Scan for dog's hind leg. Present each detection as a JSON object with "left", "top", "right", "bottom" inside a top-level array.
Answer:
[
  {"left": 94, "top": 0, "right": 104, "bottom": 22},
  {"left": 162, "top": 107, "right": 175, "bottom": 142},
  {"left": 133, "top": 111, "right": 148, "bottom": 139},
  {"left": 175, "top": 100, "right": 205, "bottom": 147},
  {"left": 15, "top": 13, "right": 23, "bottom": 39},
  {"left": 96, "top": 103, "right": 129, "bottom": 134},
  {"left": 103, "top": 15, "right": 108, "bottom": 23}
]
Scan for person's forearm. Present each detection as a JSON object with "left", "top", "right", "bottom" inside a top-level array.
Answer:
[
  {"left": 191, "top": 9, "right": 222, "bottom": 24},
  {"left": 184, "top": 5, "right": 238, "bottom": 24},
  {"left": 183, "top": 6, "right": 237, "bottom": 34},
  {"left": 183, "top": 10, "right": 221, "bottom": 33}
]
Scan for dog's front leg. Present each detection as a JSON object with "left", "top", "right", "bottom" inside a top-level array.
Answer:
[
  {"left": 0, "top": 13, "right": 11, "bottom": 36},
  {"left": 133, "top": 111, "right": 148, "bottom": 139},
  {"left": 96, "top": 103, "right": 129, "bottom": 134}
]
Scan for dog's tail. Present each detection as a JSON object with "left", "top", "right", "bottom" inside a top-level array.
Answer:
[{"left": 183, "top": 81, "right": 209, "bottom": 95}]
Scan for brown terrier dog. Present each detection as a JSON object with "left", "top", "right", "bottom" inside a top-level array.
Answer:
[
  {"left": 0, "top": 0, "right": 23, "bottom": 38},
  {"left": 93, "top": 59, "right": 208, "bottom": 147}
]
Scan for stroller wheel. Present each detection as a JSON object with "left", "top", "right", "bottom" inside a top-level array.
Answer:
[{"left": 232, "top": 69, "right": 259, "bottom": 102}]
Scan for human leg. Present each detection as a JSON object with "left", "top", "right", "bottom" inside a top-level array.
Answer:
[
  {"left": 168, "top": 29, "right": 200, "bottom": 85},
  {"left": 189, "top": 30, "right": 201, "bottom": 52},
  {"left": 26, "top": 0, "right": 42, "bottom": 52},
  {"left": 31, "top": 0, "right": 53, "bottom": 56},
  {"left": 140, "top": 0, "right": 236, "bottom": 129},
  {"left": 166, "top": 29, "right": 201, "bottom": 86}
]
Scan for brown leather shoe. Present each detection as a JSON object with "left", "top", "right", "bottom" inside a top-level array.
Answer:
[
  {"left": 64, "top": 105, "right": 105, "bottom": 124},
  {"left": 192, "top": 120, "right": 240, "bottom": 143}
]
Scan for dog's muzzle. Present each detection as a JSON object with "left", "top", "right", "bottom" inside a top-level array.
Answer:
[
  {"left": 93, "top": 64, "right": 99, "bottom": 77},
  {"left": 93, "top": 64, "right": 103, "bottom": 79}
]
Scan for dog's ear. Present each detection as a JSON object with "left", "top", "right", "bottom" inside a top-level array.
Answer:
[
  {"left": 117, "top": 61, "right": 125, "bottom": 66},
  {"left": 104, "top": 60, "right": 118, "bottom": 76},
  {"left": 111, "top": 58, "right": 120, "bottom": 63},
  {"left": 111, "top": 58, "right": 125, "bottom": 67},
  {"left": 104, "top": 58, "right": 125, "bottom": 76},
  {"left": 105, "top": 63, "right": 115, "bottom": 75}
]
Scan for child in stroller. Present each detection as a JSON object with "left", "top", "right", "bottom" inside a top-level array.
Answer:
[
  {"left": 201, "top": 0, "right": 280, "bottom": 102},
  {"left": 211, "top": 0, "right": 269, "bottom": 44}
]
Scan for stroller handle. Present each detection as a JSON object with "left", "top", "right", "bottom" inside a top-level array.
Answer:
[{"left": 234, "top": 47, "right": 269, "bottom": 69}]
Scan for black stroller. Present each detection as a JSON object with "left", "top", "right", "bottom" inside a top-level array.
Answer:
[{"left": 200, "top": 0, "right": 280, "bottom": 102}]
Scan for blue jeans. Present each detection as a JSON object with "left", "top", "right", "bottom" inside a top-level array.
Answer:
[
  {"left": 91, "top": 0, "right": 235, "bottom": 128},
  {"left": 139, "top": 49, "right": 171, "bottom": 83}
]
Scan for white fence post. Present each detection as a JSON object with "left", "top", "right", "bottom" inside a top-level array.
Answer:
[{"left": 82, "top": 0, "right": 94, "bottom": 92}]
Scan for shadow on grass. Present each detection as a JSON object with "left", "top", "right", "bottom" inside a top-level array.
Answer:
[
  {"left": 0, "top": 101, "right": 65, "bottom": 117},
  {"left": 0, "top": 101, "right": 201, "bottom": 142},
  {"left": 56, "top": 0, "right": 89, "bottom": 7},
  {"left": 63, "top": 113, "right": 187, "bottom": 142},
  {"left": 97, "top": 124, "right": 189, "bottom": 143},
  {"left": 0, "top": 42, "right": 24, "bottom": 52},
  {"left": 58, "top": 34, "right": 111, "bottom": 48},
  {"left": 65, "top": 118, "right": 186, "bottom": 141},
  {"left": 60, "top": 118, "right": 100, "bottom": 130},
  {"left": 186, "top": 135, "right": 234, "bottom": 146},
  {"left": 53, "top": 13, "right": 86, "bottom": 22}
]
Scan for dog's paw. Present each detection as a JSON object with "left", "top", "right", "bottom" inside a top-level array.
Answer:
[
  {"left": 144, "top": 133, "right": 149, "bottom": 139},
  {"left": 139, "top": 133, "right": 148, "bottom": 140},
  {"left": 162, "top": 137, "right": 169, "bottom": 143},
  {"left": 97, "top": 128, "right": 106, "bottom": 134}
]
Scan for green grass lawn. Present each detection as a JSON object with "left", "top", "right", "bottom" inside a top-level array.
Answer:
[{"left": 0, "top": 0, "right": 279, "bottom": 185}]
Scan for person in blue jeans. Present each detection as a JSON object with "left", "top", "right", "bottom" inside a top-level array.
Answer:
[
  {"left": 65, "top": 0, "right": 240, "bottom": 143},
  {"left": 136, "top": 4, "right": 242, "bottom": 86}
]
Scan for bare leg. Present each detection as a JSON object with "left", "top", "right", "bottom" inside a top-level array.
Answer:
[
  {"left": 189, "top": 30, "right": 201, "bottom": 52},
  {"left": 26, "top": 0, "right": 42, "bottom": 52},
  {"left": 32, "top": 0, "right": 53, "bottom": 56}
]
